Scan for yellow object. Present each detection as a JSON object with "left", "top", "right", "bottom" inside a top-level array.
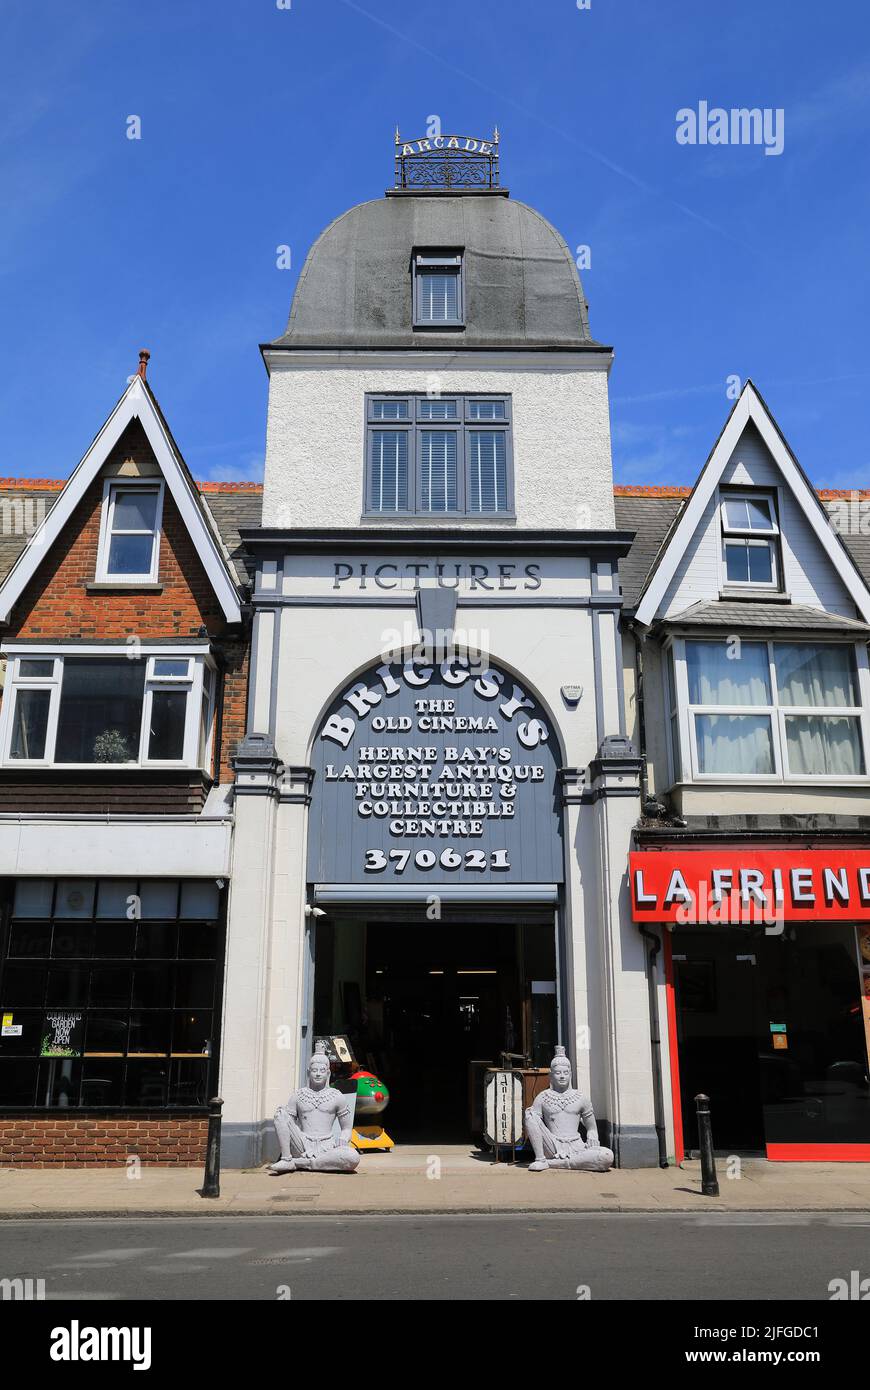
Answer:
[{"left": 351, "top": 1126, "right": 394, "bottom": 1152}]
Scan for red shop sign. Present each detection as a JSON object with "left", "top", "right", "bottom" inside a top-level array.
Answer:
[{"left": 630, "top": 848, "right": 870, "bottom": 925}]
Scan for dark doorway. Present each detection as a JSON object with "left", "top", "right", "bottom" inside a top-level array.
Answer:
[
  {"left": 672, "top": 928, "right": 765, "bottom": 1153},
  {"left": 312, "top": 916, "right": 557, "bottom": 1142}
]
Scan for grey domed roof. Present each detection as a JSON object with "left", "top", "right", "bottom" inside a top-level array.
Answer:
[{"left": 270, "top": 194, "right": 602, "bottom": 351}]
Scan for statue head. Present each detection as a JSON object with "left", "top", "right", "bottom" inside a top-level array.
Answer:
[
  {"left": 308, "top": 1044, "right": 331, "bottom": 1091},
  {"left": 549, "top": 1044, "right": 572, "bottom": 1093}
]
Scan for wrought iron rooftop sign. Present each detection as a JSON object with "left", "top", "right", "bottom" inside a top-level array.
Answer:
[{"left": 394, "top": 128, "right": 500, "bottom": 190}]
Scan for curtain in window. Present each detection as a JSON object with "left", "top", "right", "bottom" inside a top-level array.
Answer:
[
  {"left": 468, "top": 431, "right": 507, "bottom": 512},
  {"left": 774, "top": 644, "right": 857, "bottom": 707},
  {"left": 369, "top": 431, "right": 408, "bottom": 511},
  {"left": 686, "top": 641, "right": 771, "bottom": 706},
  {"left": 785, "top": 715, "right": 864, "bottom": 775},
  {"left": 695, "top": 714, "right": 774, "bottom": 774},
  {"left": 419, "top": 431, "right": 458, "bottom": 512}
]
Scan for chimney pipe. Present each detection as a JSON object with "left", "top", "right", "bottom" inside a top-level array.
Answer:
[{"left": 137, "top": 349, "right": 150, "bottom": 381}]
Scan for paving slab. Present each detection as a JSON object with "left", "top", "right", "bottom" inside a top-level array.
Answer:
[{"left": 0, "top": 1148, "right": 867, "bottom": 1217}]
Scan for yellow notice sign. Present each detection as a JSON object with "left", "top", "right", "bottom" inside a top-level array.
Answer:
[{"left": 1, "top": 1014, "right": 12, "bottom": 1027}]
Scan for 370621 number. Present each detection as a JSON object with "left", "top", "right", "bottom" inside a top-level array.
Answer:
[{"left": 364, "top": 848, "right": 510, "bottom": 873}]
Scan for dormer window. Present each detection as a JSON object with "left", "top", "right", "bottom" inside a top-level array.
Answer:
[
  {"left": 720, "top": 489, "right": 779, "bottom": 588},
  {"left": 413, "top": 251, "right": 464, "bottom": 327},
  {"left": 96, "top": 480, "right": 164, "bottom": 583}
]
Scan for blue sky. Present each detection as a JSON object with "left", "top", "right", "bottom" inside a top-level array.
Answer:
[{"left": 1, "top": 0, "right": 869, "bottom": 489}]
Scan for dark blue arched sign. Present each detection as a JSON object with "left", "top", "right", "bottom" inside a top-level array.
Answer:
[{"left": 307, "top": 658, "right": 564, "bottom": 886}]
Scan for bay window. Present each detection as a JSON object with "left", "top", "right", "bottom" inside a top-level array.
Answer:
[
  {"left": 669, "top": 638, "right": 868, "bottom": 781},
  {"left": 1, "top": 648, "right": 216, "bottom": 770}
]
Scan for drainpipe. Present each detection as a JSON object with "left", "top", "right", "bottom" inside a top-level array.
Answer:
[
  {"left": 638, "top": 924, "right": 669, "bottom": 1168},
  {"left": 631, "top": 620, "right": 669, "bottom": 1167}
]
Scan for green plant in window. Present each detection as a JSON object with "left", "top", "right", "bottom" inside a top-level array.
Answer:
[{"left": 92, "top": 728, "right": 133, "bottom": 763}]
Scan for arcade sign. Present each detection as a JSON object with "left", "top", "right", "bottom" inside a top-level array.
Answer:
[
  {"left": 307, "top": 657, "right": 563, "bottom": 886},
  {"left": 630, "top": 848, "right": 870, "bottom": 925}
]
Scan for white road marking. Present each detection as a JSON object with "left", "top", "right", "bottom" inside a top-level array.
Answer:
[{"left": 166, "top": 1247, "right": 253, "bottom": 1259}]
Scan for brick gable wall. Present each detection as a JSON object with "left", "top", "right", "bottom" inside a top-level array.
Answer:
[{"left": 3, "top": 421, "right": 249, "bottom": 782}]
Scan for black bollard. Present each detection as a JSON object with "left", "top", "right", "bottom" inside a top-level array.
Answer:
[
  {"left": 200, "top": 1096, "right": 223, "bottom": 1199},
  {"left": 694, "top": 1093, "right": 719, "bottom": 1196}
]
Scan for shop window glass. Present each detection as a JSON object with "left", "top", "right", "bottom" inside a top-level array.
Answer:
[
  {"left": 12, "top": 880, "right": 53, "bottom": 918},
  {"left": 172, "top": 1010, "right": 212, "bottom": 1054},
  {"left": 38, "top": 1058, "right": 81, "bottom": 1107},
  {"left": 0, "top": 879, "right": 222, "bottom": 1108},
  {"left": 51, "top": 923, "right": 94, "bottom": 958},
  {"left": 169, "top": 1059, "right": 209, "bottom": 1106},
  {"left": 84, "top": 1013, "right": 129, "bottom": 1054},
  {"left": 140, "top": 881, "right": 180, "bottom": 919},
  {"left": 124, "top": 1060, "right": 168, "bottom": 1106},
  {"left": 180, "top": 881, "right": 220, "bottom": 919},
  {"left": 0, "top": 1010, "right": 42, "bottom": 1056},
  {"left": 96, "top": 881, "right": 138, "bottom": 919},
  {"left": 93, "top": 921, "right": 136, "bottom": 957},
  {"left": 3, "top": 964, "right": 46, "bottom": 1007},
  {"left": 8, "top": 923, "right": 51, "bottom": 957},
  {"left": 173, "top": 963, "right": 215, "bottom": 1009},
  {"left": 89, "top": 967, "right": 133, "bottom": 1009},
  {"left": 132, "top": 965, "right": 173, "bottom": 1008},
  {"left": 54, "top": 881, "right": 96, "bottom": 919},
  {"left": 0, "top": 1060, "right": 38, "bottom": 1105},
  {"left": 128, "top": 1011, "right": 171, "bottom": 1055},
  {"left": 0, "top": 878, "right": 222, "bottom": 1106},
  {"left": 45, "top": 967, "right": 88, "bottom": 1007},
  {"left": 135, "top": 922, "right": 178, "bottom": 958},
  {"left": 178, "top": 921, "right": 215, "bottom": 958},
  {"left": 81, "top": 1060, "right": 124, "bottom": 1107}
]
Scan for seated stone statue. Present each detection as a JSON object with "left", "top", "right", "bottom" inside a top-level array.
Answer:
[
  {"left": 524, "top": 1046, "right": 614, "bottom": 1172},
  {"left": 269, "top": 1044, "right": 360, "bottom": 1175}
]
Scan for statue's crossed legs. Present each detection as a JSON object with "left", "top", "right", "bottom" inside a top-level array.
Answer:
[
  {"left": 524, "top": 1108, "right": 615, "bottom": 1172},
  {"left": 273, "top": 1105, "right": 360, "bottom": 1173}
]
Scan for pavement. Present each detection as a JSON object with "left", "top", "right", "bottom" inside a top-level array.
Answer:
[{"left": 0, "top": 1146, "right": 868, "bottom": 1217}]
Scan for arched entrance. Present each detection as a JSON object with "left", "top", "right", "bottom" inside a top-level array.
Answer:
[{"left": 305, "top": 655, "right": 565, "bottom": 1143}]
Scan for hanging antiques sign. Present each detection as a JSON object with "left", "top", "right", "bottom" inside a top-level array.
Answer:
[{"left": 307, "top": 657, "right": 563, "bottom": 886}]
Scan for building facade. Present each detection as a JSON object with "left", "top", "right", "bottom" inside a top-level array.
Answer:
[
  {"left": 1, "top": 138, "right": 868, "bottom": 1169},
  {"left": 620, "top": 385, "right": 870, "bottom": 1161},
  {"left": 0, "top": 365, "right": 257, "bottom": 1164},
  {"left": 221, "top": 143, "right": 658, "bottom": 1168}
]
